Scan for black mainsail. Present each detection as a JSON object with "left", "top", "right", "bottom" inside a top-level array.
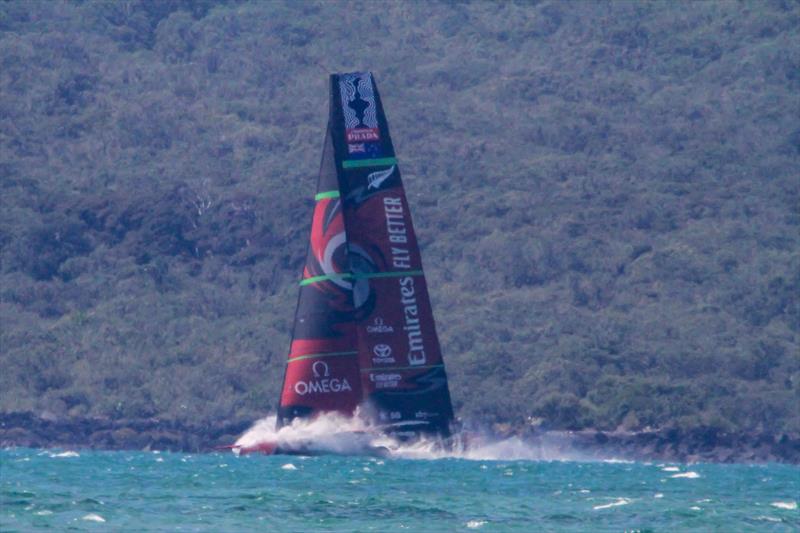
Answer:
[{"left": 277, "top": 72, "right": 454, "bottom": 439}]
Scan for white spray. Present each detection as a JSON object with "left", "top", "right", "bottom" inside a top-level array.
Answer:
[{"left": 234, "top": 412, "right": 589, "bottom": 461}]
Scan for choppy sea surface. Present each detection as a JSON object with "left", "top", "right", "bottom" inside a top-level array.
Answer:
[{"left": 1, "top": 447, "right": 798, "bottom": 532}]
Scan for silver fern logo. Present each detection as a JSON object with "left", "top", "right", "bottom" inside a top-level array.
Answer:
[{"left": 367, "top": 165, "right": 395, "bottom": 190}]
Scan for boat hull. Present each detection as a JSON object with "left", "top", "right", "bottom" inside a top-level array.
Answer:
[{"left": 232, "top": 431, "right": 391, "bottom": 457}]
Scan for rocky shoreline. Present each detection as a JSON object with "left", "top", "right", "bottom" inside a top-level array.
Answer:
[
  {"left": 1, "top": 412, "right": 797, "bottom": 464},
  {"left": 513, "top": 426, "right": 800, "bottom": 464},
  {"left": 0, "top": 412, "right": 249, "bottom": 454}
]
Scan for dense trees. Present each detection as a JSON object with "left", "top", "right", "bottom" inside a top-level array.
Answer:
[{"left": 1, "top": 1, "right": 798, "bottom": 436}]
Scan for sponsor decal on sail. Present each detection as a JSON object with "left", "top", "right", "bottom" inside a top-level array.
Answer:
[
  {"left": 366, "top": 317, "right": 394, "bottom": 334},
  {"left": 384, "top": 196, "right": 410, "bottom": 253},
  {"left": 346, "top": 128, "right": 380, "bottom": 143},
  {"left": 372, "top": 343, "right": 396, "bottom": 364},
  {"left": 400, "top": 276, "right": 426, "bottom": 366},
  {"left": 382, "top": 196, "right": 427, "bottom": 367},
  {"left": 293, "top": 361, "right": 353, "bottom": 396},
  {"left": 370, "top": 372, "right": 401, "bottom": 389}
]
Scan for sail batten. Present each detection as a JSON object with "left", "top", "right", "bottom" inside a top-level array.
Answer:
[
  {"left": 298, "top": 270, "right": 426, "bottom": 287},
  {"left": 314, "top": 190, "right": 341, "bottom": 201},
  {"left": 288, "top": 351, "right": 359, "bottom": 362},
  {"left": 359, "top": 364, "right": 445, "bottom": 372},
  {"left": 342, "top": 157, "right": 398, "bottom": 169}
]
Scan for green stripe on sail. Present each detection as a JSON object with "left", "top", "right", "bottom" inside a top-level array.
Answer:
[
  {"left": 299, "top": 273, "right": 352, "bottom": 286},
  {"left": 354, "top": 270, "right": 424, "bottom": 280},
  {"left": 299, "top": 270, "right": 423, "bottom": 286},
  {"left": 288, "top": 351, "right": 358, "bottom": 363},
  {"left": 314, "top": 190, "right": 340, "bottom": 201},
  {"left": 360, "top": 364, "right": 445, "bottom": 373},
  {"left": 342, "top": 157, "right": 397, "bottom": 169}
]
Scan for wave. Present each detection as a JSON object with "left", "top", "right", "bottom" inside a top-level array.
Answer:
[
  {"left": 49, "top": 451, "right": 80, "bottom": 458},
  {"left": 670, "top": 471, "right": 700, "bottom": 479},
  {"left": 593, "top": 498, "right": 631, "bottom": 510},
  {"left": 770, "top": 501, "right": 797, "bottom": 510}
]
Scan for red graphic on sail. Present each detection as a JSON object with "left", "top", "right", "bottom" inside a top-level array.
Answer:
[{"left": 276, "top": 128, "right": 362, "bottom": 426}]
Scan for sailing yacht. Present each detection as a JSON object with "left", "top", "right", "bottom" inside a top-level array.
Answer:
[{"left": 234, "top": 72, "right": 455, "bottom": 456}]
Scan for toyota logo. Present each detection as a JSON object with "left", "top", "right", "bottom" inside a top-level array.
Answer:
[{"left": 373, "top": 344, "right": 392, "bottom": 358}]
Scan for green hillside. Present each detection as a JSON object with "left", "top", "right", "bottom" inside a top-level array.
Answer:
[{"left": 1, "top": 0, "right": 798, "bottom": 437}]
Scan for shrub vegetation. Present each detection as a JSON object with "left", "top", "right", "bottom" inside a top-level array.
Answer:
[{"left": 1, "top": 1, "right": 798, "bottom": 435}]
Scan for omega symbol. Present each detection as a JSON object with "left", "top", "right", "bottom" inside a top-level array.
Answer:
[{"left": 312, "top": 361, "right": 330, "bottom": 378}]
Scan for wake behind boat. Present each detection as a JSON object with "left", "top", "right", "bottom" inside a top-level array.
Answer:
[{"left": 231, "top": 72, "right": 456, "bottom": 457}]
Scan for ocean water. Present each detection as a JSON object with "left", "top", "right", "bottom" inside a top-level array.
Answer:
[{"left": 1, "top": 448, "right": 798, "bottom": 532}]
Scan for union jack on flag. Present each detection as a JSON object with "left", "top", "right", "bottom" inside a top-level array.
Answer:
[{"left": 347, "top": 143, "right": 366, "bottom": 154}]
